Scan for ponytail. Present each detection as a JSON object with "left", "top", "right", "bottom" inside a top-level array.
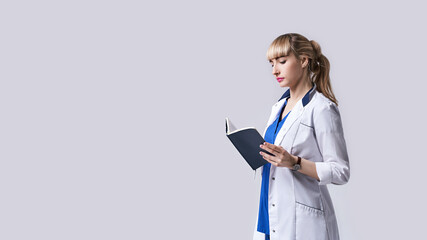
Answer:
[{"left": 309, "top": 40, "right": 338, "bottom": 105}]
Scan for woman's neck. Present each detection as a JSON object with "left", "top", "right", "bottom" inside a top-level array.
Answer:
[{"left": 289, "top": 78, "right": 313, "bottom": 102}]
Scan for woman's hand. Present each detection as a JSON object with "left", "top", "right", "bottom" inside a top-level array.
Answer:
[{"left": 259, "top": 142, "right": 297, "bottom": 168}]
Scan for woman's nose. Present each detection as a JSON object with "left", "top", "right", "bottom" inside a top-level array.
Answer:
[{"left": 272, "top": 65, "right": 279, "bottom": 75}]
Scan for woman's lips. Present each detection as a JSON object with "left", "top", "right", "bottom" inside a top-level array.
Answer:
[{"left": 277, "top": 77, "right": 284, "bottom": 82}]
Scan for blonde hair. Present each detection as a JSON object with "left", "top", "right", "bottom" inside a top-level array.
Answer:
[{"left": 266, "top": 33, "right": 338, "bottom": 105}]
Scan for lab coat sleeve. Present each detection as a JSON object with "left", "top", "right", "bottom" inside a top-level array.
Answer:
[{"left": 313, "top": 102, "right": 350, "bottom": 185}]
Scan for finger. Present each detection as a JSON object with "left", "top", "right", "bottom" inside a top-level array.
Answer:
[
  {"left": 261, "top": 142, "right": 283, "bottom": 154},
  {"left": 262, "top": 154, "right": 278, "bottom": 166},
  {"left": 260, "top": 151, "right": 278, "bottom": 164},
  {"left": 259, "top": 145, "right": 276, "bottom": 156},
  {"left": 270, "top": 144, "right": 287, "bottom": 155}
]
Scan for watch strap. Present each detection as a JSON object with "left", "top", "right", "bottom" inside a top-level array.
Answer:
[{"left": 292, "top": 156, "right": 301, "bottom": 171}]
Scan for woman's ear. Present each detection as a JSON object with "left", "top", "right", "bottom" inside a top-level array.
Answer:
[{"left": 300, "top": 56, "right": 309, "bottom": 68}]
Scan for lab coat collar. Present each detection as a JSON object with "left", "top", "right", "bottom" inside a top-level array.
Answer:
[
  {"left": 278, "top": 83, "right": 316, "bottom": 107},
  {"left": 263, "top": 83, "right": 317, "bottom": 136}
]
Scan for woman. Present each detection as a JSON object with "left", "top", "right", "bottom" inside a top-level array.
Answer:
[{"left": 254, "top": 33, "right": 350, "bottom": 240}]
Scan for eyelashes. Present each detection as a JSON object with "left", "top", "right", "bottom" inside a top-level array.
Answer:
[{"left": 270, "top": 61, "right": 286, "bottom": 67}]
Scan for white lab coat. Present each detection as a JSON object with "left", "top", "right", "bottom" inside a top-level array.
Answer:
[{"left": 253, "top": 84, "right": 350, "bottom": 240}]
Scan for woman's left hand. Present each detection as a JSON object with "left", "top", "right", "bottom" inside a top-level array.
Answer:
[{"left": 259, "top": 142, "right": 297, "bottom": 168}]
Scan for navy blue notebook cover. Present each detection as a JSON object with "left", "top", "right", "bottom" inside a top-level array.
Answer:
[{"left": 225, "top": 118, "right": 271, "bottom": 170}]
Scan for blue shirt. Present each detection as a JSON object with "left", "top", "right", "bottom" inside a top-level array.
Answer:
[{"left": 257, "top": 98, "right": 291, "bottom": 235}]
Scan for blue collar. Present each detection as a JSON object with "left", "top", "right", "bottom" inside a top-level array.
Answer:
[{"left": 278, "top": 84, "right": 316, "bottom": 107}]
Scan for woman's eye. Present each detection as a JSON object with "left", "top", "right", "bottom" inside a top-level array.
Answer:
[{"left": 280, "top": 61, "right": 286, "bottom": 64}]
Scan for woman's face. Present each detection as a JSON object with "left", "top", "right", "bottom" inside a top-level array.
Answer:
[{"left": 269, "top": 52, "right": 307, "bottom": 88}]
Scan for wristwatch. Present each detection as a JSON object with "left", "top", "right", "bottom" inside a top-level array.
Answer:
[{"left": 292, "top": 156, "right": 301, "bottom": 171}]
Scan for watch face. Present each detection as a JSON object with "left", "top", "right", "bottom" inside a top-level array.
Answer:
[{"left": 293, "top": 164, "right": 301, "bottom": 171}]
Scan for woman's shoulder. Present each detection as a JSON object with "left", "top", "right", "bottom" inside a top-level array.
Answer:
[
  {"left": 312, "top": 91, "right": 337, "bottom": 107},
  {"left": 307, "top": 91, "right": 341, "bottom": 121}
]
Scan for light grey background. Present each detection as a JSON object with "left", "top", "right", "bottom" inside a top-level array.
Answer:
[{"left": 1, "top": 0, "right": 426, "bottom": 239}]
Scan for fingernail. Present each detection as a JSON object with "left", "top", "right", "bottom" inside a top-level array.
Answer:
[
  {"left": 259, "top": 144, "right": 263, "bottom": 148},
  {"left": 259, "top": 151, "right": 262, "bottom": 155}
]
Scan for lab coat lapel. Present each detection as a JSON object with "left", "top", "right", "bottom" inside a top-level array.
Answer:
[
  {"left": 268, "top": 100, "right": 305, "bottom": 176},
  {"left": 273, "top": 100, "right": 304, "bottom": 146},
  {"left": 262, "top": 98, "right": 287, "bottom": 138},
  {"left": 273, "top": 83, "right": 317, "bottom": 145}
]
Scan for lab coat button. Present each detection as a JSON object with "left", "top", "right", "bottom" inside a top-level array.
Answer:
[
  {"left": 272, "top": 177, "right": 275, "bottom": 180},
  {"left": 272, "top": 229, "right": 276, "bottom": 233},
  {"left": 272, "top": 203, "right": 275, "bottom": 207}
]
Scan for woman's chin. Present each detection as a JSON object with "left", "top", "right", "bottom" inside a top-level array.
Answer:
[{"left": 278, "top": 81, "right": 289, "bottom": 88}]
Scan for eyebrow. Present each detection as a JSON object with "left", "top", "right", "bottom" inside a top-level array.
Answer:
[{"left": 268, "top": 55, "right": 288, "bottom": 63}]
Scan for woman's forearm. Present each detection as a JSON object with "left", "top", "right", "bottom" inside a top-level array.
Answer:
[{"left": 291, "top": 155, "right": 320, "bottom": 181}]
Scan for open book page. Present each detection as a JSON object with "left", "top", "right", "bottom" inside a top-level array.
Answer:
[
  {"left": 225, "top": 117, "right": 237, "bottom": 134},
  {"left": 225, "top": 117, "right": 256, "bottom": 135}
]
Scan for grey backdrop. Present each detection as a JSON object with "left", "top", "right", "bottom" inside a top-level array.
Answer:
[{"left": 1, "top": 0, "right": 426, "bottom": 239}]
